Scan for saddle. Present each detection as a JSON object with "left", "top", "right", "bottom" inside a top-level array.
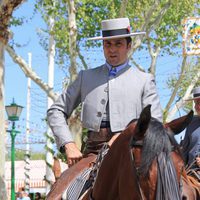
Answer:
[
  {"left": 65, "top": 144, "right": 109, "bottom": 200},
  {"left": 46, "top": 154, "right": 96, "bottom": 200},
  {"left": 46, "top": 145, "right": 109, "bottom": 200}
]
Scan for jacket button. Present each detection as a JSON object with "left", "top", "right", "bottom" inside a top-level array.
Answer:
[
  {"left": 97, "top": 112, "right": 102, "bottom": 117},
  {"left": 101, "top": 99, "right": 106, "bottom": 104},
  {"left": 104, "top": 87, "right": 108, "bottom": 92}
]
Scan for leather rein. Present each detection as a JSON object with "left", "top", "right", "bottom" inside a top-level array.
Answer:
[
  {"left": 130, "top": 139, "right": 146, "bottom": 200},
  {"left": 130, "top": 138, "right": 184, "bottom": 200}
]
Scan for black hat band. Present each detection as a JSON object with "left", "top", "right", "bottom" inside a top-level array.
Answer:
[{"left": 102, "top": 28, "right": 130, "bottom": 37}]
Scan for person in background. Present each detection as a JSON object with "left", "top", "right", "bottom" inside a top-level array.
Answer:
[
  {"left": 16, "top": 191, "right": 23, "bottom": 200},
  {"left": 16, "top": 191, "right": 31, "bottom": 200},
  {"left": 181, "top": 86, "right": 200, "bottom": 169},
  {"left": 35, "top": 192, "right": 42, "bottom": 200},
  {"left": 47, "top": 17, "right": 163, "bottom": 167}
]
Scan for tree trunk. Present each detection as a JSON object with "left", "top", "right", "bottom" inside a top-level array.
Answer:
[
  {"left": 0, "top": 0, "right": 25, "bottom": 198},
  {"left": 0, "top": 40, "right": 7, "bottom": 200},
  {"left": 67, "top": 0, "right": 77, "bottom": 82},
  {"left": 5, "top": 44, "right": 58, "bottom": 101},
  {"left": 67, "top": 0, "right": 82, "bottom": 149},
  {"left": 0, "top": 0, "right": 25, "bottom": 44},
  {"left": 166, "top": 70, "right": 200, "bottom": 122},
  {"left": 46, "top": 16, "right": 56, "bottom": 194},
  {"left": 164, "top": 56, "right": 188, "bottom": 121}
]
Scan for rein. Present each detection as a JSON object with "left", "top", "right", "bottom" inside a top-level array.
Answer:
[
  {"left": 130, "top": 137, "right": 182, "bottom": 200},
  {"left": 87, "top": 144, "right": 109, "bottom": 200},
  {"left": 130, "top": 139, "right": 146, "bottom": 200}
]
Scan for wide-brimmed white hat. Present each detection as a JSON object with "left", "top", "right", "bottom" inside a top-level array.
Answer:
[
  {"left": 186, "top": 86, "right": 200, "bottom": 101},
  {"left": 88, "top": 18, "right": 146, "bottom": 40}
]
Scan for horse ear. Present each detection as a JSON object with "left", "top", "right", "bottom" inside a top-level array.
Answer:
[
  {"left": 164, "top": 110, "right": 193, "bottom": 135},
  {"left": 134, "top": 105, "right": 151, "bottom": 140}
]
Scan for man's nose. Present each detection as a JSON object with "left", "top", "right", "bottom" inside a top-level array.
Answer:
[{"left": 109, "top": 45, "right": 117, "bottom": 52}]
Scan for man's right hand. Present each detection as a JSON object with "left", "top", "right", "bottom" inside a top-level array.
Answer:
[{"left": 64, "top": 142, "right": 83, "bottom": 167}]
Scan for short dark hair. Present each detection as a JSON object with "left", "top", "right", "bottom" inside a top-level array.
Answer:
[
  {"left": 36, "top": 192, "right": 41, "bottom": 198},
  {"left": 125, "top": 37, "right": 132, "bottom": 45}
]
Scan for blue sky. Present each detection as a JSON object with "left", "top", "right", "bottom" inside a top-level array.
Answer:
[{"left": 5, "top": 1, "right": 188, "bottom": 152}]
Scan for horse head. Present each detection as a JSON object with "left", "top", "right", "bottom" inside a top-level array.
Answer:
[
  {"left": 130, "top": 105, "right": 193, "bottom": 142},
  {"left": 129, "top": 105, "right": 194, "bottom": 200}
]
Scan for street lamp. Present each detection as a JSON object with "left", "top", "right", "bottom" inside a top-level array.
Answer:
[{"left": 6, "top": 99, "right": 23, "bottom": 200}]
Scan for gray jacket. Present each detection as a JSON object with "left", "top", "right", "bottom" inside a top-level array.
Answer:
[{"left": 47, "top": 64, "right": 163, "bottom": 149}]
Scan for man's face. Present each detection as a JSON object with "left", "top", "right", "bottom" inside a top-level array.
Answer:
[
  {"left": 103, "top": 38, "right": 131, "bottom": 67},
  {"left": 194, "top": 99, "right": 200, "bottom": 115}
]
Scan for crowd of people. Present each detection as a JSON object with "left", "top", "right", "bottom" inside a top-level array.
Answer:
[{"left": 16, "top": 188, "right": 43, "bottom": 200}]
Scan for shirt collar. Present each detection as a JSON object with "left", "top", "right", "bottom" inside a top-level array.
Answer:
[{"left": 106, "top": 60, "right": 129, "bottom": 73}]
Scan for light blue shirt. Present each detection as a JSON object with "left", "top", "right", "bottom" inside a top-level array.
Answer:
[{"left": 106, "top": 60, "right": 129, "bottom": 75}]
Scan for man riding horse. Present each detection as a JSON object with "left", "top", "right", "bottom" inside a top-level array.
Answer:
[
  {"left": 181, "top": 86, "right": 200, "bottom": 181},
  {"left": 47, "top": 17, "right": 163, "bottom": 167},
  {"left": 46, "top": 18, "right": 200, "bottom": 200}
]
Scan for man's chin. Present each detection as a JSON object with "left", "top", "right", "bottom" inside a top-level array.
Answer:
[{"left": 108, "top": 61, "right": 119, "bottom": 67}]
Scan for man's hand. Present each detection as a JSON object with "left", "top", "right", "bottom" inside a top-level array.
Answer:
[{"left": 64, "top": 142, "right": 83, "bottom": 167}]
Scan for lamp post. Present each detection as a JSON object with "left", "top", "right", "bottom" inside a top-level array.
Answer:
[{"left": 5, "top": 99, "right": 23, "bottom": 200}]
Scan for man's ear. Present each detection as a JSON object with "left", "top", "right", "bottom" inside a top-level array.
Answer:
[{"left": 127, "top": 42, "right": 131, "bottom": 50}]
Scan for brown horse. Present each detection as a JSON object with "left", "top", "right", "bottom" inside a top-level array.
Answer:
[{"left": 47, "top": 105, "right": 199, "bottom": 200}]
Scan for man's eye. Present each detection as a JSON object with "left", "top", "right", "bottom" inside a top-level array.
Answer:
[
  {"left": 105, "top": 43, "right": 110, "bottom": 47},
  {"left": 116, "top": 43, "right": 122, "bottom": 47}
]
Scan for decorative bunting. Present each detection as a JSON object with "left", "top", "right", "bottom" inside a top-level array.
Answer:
[{"left": 182, "top": 17, "right": 200, "bottom": 56}]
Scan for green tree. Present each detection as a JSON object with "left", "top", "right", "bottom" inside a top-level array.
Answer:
[{"left": 5, "top": 0, "right": 199, "bottom": 142}]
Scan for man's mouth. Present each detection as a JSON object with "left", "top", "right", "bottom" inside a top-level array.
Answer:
[{"left": 110, "top": 55, "right": 117, "bottom": 58}]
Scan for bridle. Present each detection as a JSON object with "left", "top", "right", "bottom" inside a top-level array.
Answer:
[
  {"left": 130, "top": 139, "right": 146, "bottom": 200},
  {"left": 130, "top": 135, "right": 184, "bottom": 200}
]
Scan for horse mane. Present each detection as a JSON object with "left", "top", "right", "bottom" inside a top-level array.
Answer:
[
  {"left": 138, "top": 118, "right": 173, "bottom": 175},
  {"left": 166, "top": 127, "right": 183, "bottom": 158}
]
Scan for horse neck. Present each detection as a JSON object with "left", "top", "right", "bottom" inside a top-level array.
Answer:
[{"left": 92, "top": 131, "right": 142, "bottom": 199}]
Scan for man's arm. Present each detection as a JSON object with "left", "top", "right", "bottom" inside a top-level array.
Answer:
[
  {"left": 47, "top": 71, "right": 83, "bottom": 166},
  {"left": 142, "top": 74, "right": 163, "bottom": 122}
]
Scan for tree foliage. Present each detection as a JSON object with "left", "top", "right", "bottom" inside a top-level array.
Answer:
[
  {"left": 6, "top": 149, "right": 45, "bottom": 161},
  {"left": 167, "top": 59, "right": 200, "bottom": 112},
  {"left": 33, "top": 0, "right": 199, "bottom": 73}
]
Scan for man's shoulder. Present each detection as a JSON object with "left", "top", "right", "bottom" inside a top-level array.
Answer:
[
  {"left": 129, "top": 67, "right": 152, "bottom": 81},
  {"left": 186, "top": 115, "right": 200, "bottom": 134},
  {"left": 131, "top": 67, "right": 151, "bottom": 76},
  {"left": 193, "top": 115, "right": 200, "bottom": 120},
  {"left": 190, "top": 115, "right": 200, "bottom": 124},
  {"left": 78, "top": 65, "right": 108, "bottom": 85},
  {"left": 82, "top": 64, "right": 107, "bottom": 76}
]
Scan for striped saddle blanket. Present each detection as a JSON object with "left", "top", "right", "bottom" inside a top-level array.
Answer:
[
  {"left": 64, "top": 145, "right": 109, "bottom": 200},
  {"left": 64, "top": 167, "right": 93, "bottom": 200}
]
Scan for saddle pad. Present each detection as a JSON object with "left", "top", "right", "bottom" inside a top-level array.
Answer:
[{"left": 65, "top": 167, "right": 93, "bottom": 200}]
